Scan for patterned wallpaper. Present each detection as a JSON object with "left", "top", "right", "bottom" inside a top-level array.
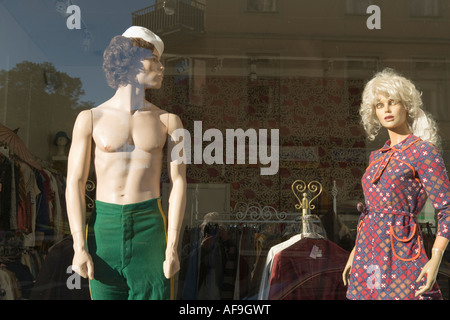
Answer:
[{"left": 149, "top": 75, "right": 368, "bottom": 216}]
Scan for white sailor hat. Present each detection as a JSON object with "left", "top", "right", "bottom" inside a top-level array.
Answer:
[{"left": 122, "top": 26, "right": 164, "bottom": 56}]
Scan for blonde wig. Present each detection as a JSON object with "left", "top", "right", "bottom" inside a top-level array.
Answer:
[{"left": 360, "top": 68, "right": 440, "bottom": 147}]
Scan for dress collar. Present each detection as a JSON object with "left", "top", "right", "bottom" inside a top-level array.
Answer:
[
  {"left": 371, "top": 134, "right": 421, "bottom": 184},
  {"left": 380, "top": 134, "right": 421, "bottom": 153}
]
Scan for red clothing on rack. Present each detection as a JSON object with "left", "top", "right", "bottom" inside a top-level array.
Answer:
[{"left": 268, "top": 237, "right": 348, "bottom": 300}]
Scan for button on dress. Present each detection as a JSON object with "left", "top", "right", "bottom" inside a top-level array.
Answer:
[{"left": 347, "top": 134, "right": 450, "bottom": 300}]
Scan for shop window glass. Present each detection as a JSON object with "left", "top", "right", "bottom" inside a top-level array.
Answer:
[
  {"left": 0, "top": 0, "right": 449, "bottom": 302},
  {"left": 410, "top": 0, "right": 442, "bottom": 17},
  {"left": 247, "top": 0, "right": 278, "bottom": 12},
  {"left": 345, "top": 0, "right": 376, "bottom": 14}
]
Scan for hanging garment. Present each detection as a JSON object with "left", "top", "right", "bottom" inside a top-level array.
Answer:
[
  {"left": 178, "top": 225, "right": 239, "bottom": 300},
  {"left": 234, "top": 226, "right": 255, "bottom": 299},
  {"left": 2, "top": 260, "right": 34, "bottom": 299},
  {"left": 19, "top": 163, "right": 41, "bottom": 247},
  {"left": 258, "top": 232, "right": 318, "bottom": 300},
  {"left": 0, "top": 267, "right": 21, "bottom": 300},
  {"left": 0, "top": 155, "right": 13, "bottom": 231},
  {"left": 248, "top": 232, "right": 282, "bottom": 300},
  {"left": 30, "top": 236, "right": 90, "bottom": 300},
  {"left": 178, "top": 227, "right": 200, "bottom": 300},
  {"left": 348, "top": 134, "right": 450, "bottom": 300},
  {"left": 33, "top": 169, "right": 52, "bottom": 238},
  {"left": 197, "top": 234, "right": 226, "bottom": 300},
  {"left": 258, "top": 217, "right": 327, "bottom": 300},
  {"left": 268, "top": 237, "right": 348, "bottom": 300}
]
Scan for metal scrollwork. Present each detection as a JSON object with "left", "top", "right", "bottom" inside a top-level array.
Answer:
[
  {"left": 291, "top": 180, "right": 323, "bottom": 214},
  {"left": 233, "top": 202, "right": 286, "bottom": 223},
  {"left": 291, "top": 180, "right": 323, "bottom": 235},
  {"left": 85, "top": 179, "right": 96, "bottom": 209}
]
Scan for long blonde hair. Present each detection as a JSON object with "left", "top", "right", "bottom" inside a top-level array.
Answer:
[{"left": 360, "top": 68, "right": 440, "bottom": 147}]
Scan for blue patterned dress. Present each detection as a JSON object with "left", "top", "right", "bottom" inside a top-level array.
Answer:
[{"left": 347, "top": 134, "right": 450, "bottom": 300}]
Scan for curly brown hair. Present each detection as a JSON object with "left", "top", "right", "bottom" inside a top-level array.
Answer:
[{"left": 103, "top": 36, "right": 156, "bottom": 89}]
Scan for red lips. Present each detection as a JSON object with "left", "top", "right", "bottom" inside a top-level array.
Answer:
[{"left": 384, "top": 116, "right": 394, "bottom": 121}]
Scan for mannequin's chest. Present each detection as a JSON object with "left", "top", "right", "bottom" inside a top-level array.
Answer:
[{"left": 93, "top": 112, "right": 167, "bottom": 153}]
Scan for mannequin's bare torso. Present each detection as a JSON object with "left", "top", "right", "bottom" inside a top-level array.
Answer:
[
  {"left": 67, "top": 39, "right": 186, "bottom": 281},
  {"left": 92, "top": 101, "right": 169, "bottom": 205}
]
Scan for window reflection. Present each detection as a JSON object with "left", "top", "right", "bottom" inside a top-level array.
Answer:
[
  {"left": 410, "top": 0, "right": 443, "bottom": 17},
  {"left": 0, "top": 0, "right": 449, "bottom": 301},
  {"left": 247, "top": 0, "right": 278, "bottom": 13},
  {"left": 345, "top": 0, "right": 376, "bottom": 15}
]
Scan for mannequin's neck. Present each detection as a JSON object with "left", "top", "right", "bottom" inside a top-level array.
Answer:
[
  {"left": 114, "top": 84, "right": 148, "bottom": 113},
  {"left": 388, "top": 128, "right": 412, "bottom": 146}
]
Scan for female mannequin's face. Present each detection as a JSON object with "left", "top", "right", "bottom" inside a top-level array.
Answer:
[
  {"left": 56, "top": 136, "right": 68, "bottom": 146},
  {"left": 375, "top": 95, "right": 409, "bottom": 133}
]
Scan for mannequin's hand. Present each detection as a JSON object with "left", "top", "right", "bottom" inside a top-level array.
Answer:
[
  {"left": 415, "top": 248, "right": 443, "bottom": 297},
  {"left": 72, "top": 249, "right": 94, "bottom": 280},
  {"left": 342, "top": 247, "right": 355, "bottom": 286},
  {"left": 163, "top": 247, "right": 180, "bottom": 279}
]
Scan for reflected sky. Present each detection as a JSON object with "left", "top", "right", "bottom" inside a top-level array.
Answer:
[{"left": 0, "top": 0, "right": 155, "bottom": 105}]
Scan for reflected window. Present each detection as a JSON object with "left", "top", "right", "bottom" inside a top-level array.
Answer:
[
  {"left": 345, "top": 0, "right": 376, "bottom": 15},
  {"left": 410, "top": 0, "right": 442, "bottom": 17},
  {"left": 246, "top": 0, "right": 278, "bottom": 13}
]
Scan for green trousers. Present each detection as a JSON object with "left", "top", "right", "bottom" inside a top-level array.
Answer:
[{"left": 87, "top": 198, "right": 171, "bottom": 300}]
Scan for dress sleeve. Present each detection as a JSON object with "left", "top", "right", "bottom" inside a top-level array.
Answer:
[
  {"left": 416, "top": 142, "right": 450, "bottom": 240},
  {"left": 358, "top": 151, "right": 375, "bottom": 219}
]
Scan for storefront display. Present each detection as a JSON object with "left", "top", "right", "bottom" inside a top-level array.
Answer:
[{"left": 1, "top": 0, "right": 450, "bottom": 302}]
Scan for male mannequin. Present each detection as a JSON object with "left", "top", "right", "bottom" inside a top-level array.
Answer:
[{"left": 65, "top": 26, "right": 186, "bottom": 299}]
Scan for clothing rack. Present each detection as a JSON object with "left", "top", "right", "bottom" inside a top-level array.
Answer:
[
  {"left": 0, "top": 239, "right": 42, "bottom": 300},
  {"left": 0, "top": 148, "right": 70, "bottom": 247},
  {"left": 178, "top": 180, "right": 338, "bottom": 300},
  {"left": 194, "top": 180, "right": 331, "bottom": 236},
  {"left": 0, "top": 232, "right": 25, "bottom": 258}
]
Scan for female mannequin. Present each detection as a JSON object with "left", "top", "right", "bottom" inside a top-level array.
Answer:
[
  {"left": 52, "top": 131, "right": 70, "bottom": 160},
  {"left": 342, "top": 68, "right": 450, "bottom": 300}
]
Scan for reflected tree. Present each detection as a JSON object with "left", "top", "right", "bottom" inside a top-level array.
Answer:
[{"left": 0, "top": 61, "right": 95, "bottom": 160}]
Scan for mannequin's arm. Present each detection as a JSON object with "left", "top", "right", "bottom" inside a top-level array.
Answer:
[
  {"left": 163, "top": 113, "right": 187, "bottom": 279},
  {"left": 415, "top": 143, "right": 450, "bottom": 296},
  {"left": 415, "top": 235, "right": 448, "bottom": 297},
  {"left": 342, "top": 246, "right": 355, "bottom": 286},
  {"left": 65, "top": 110, "right": 94, "bottom": 280}
]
